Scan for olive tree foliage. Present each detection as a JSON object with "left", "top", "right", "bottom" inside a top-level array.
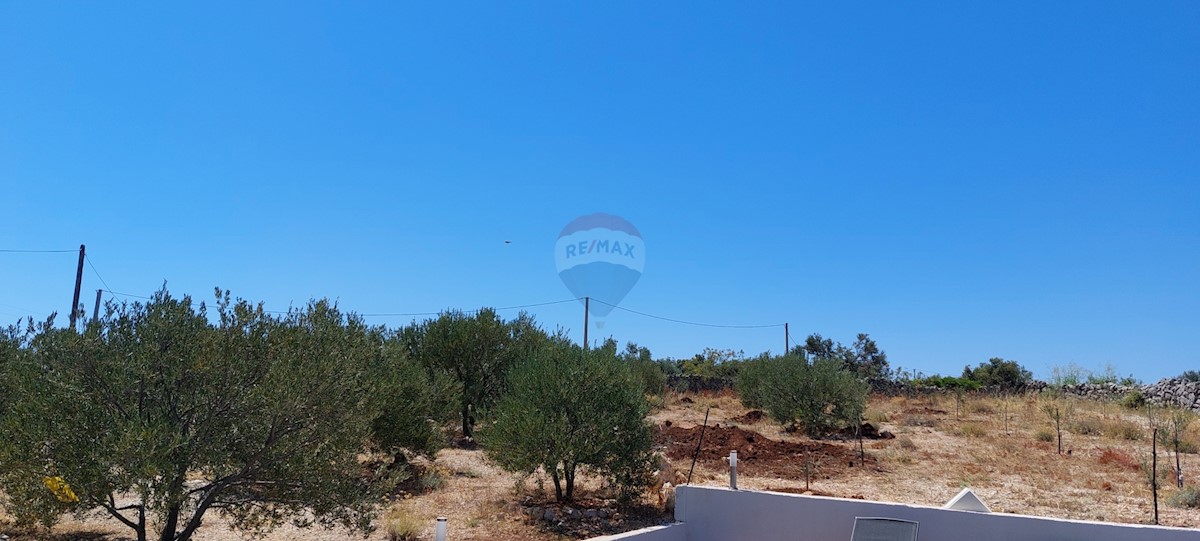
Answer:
[
  {"left": 483, "top": 339, "right": 655, "bottom": 503},
  {"left": 400, "top": 308, "right": 546, "bottom": 440},
  {"left": 371, "top": 335, "right": 457, "bottom": 461},
  {"left": 962, "top": 357, "right": 1033, "bottom": 391},
  {"left": 737, "top": 355, "right": 869, "bottom": 438},
  {"left": 790, "top": 333, "right": 890, "bottom": 381},
  {"left": 0, "top": 290, "right": 416, "bottom": 541}
]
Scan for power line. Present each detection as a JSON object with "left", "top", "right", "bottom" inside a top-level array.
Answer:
[
  {"left": 589, "top": 298, "right": 785, "bottom": 329},
  {"left": 0, "top": 248, "right": 76, "bottom": 253},
  {"left": 102, "top": 289, "right": 153, "bottom": 300},
  {"left": 85, "top": 254, "right": 114, "bottom": 292},
  {"left": 359, "top": 298, "right": 582, "bottom": 317}
]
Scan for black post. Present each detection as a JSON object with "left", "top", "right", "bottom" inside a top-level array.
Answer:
[
  {"left": 70, "top": 244, "right": 85, "bottom": 330},
  {"left": 583, "top": 296, "right": 590, "bottom": 349},
  {"left": 785, "top": 322, "right": 789, "bottom": 355},
  {"left": 92, "top": 289, "right": 103, "bottom": 323},
  {"left": 686, "top": 407, "right": 711, "bottom": 485}
]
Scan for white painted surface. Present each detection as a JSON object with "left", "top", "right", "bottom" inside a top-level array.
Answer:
[
  {"left": 674, "top": 485, "right": 1198, "bottom": 541},
  {"left": 586, "top": 523, "right": 688, "bottom": 541}
]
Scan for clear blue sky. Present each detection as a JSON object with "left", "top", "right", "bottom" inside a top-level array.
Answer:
[{"left": 2, "top": 2, "right": 1197, "bottom": 382}]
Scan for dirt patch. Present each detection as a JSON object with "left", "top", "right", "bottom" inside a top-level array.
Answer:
[
  {"left": 657, "top": 424, "right": 874, "bottom": 478},
  {"left": 517, "top": 500, "right": 670, "bottom": 539},
  {"left": 733, "top": 410, "right": 766, "bottom": 424}
]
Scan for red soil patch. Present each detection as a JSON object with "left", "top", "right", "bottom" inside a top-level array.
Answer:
[
  {"left": 1097, "top": 448, "right": 1140, "bottom": 471},
  {"left": 656, "top": 424, "right": 874, "bottom": 478}
]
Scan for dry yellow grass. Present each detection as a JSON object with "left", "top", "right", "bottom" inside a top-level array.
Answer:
[{"left": 3, "top": 390, "right": 1198, "bottom": 540}]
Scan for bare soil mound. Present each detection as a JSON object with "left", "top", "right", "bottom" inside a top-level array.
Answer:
[{"left": 657, "top": 424, "right": 873, "bottom": 478}]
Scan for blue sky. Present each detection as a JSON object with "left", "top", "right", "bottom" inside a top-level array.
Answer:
[{"left": 2, "top": 2, "right": 1197, "bottom": 382}]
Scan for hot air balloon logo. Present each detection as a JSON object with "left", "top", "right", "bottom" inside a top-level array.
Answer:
[{"left": 555, "top": 213, "right": 644, "bottom": 327}]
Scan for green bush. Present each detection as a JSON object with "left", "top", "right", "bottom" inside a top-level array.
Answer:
[
  {"left": 484, "top": 341, "right": 654, "bottom": 503},
  {"left": 1034, "top": 429, "right": 1056, "bottom": 442},
  {"left": 1121, "top": 390, "right": 1147, "bottom": 409},
  {"left": 1170, "top": 486, "right": 1200, "bottom": 509},
  {"left": 0, "top": 291, "right": 404, "bottom": 541},
  {"left": 739, "top": 355, "right": 868, "bottom": 438},
  {"left": 961, "top": 358, "right": 1032, "bottom": 391}
]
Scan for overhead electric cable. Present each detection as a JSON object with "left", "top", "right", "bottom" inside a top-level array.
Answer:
[
  {"left": 589, "top": 298, "right": 784, "bottom": 329},
  {"left": 359, "top": 298, "right": 582, "bottom": 317},
  {"left": 85, "top": 254, "right": 114, "bottom": 292},
  {"left": 0, "top": 248, "right": 76, "bottom": 253}
]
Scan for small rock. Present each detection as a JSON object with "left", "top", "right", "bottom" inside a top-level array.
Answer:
[
  {"left": 597, "top": 508, "right": 610, "bottom": 519},
  {"left": 568, "top": 508, "right": 582, "bottom": 519},
  {"left": 584, "top": 509, "right": 599, "bottom": 519},
  {"left": 543, "top": 508, "right": 558, "bottom": 522}
]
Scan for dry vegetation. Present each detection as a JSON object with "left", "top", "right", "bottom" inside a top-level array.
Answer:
[{"left": 3, "top": 390, "right": 1199, "bottom": 540}]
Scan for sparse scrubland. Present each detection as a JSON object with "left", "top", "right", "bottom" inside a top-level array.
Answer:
[{"left": 2, "top": 297, "right": 1198, "bottom": 540}]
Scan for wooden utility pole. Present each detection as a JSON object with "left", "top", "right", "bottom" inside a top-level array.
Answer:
[
  {"left": 785, "top": 322, "right": 789, "bottom": 355},
  {"left": 70, "top": 244, "right": 85, "bottom": 330},
  {"left": 92, "top": 289, "right": 103, "bottom": 323},
  {"left": 583, "top": 296, "right": 590, "bottom": 349}
]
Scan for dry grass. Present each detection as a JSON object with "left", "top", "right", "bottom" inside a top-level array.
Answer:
[{"left": 5, "top": 391, "right": 1200, "bottom": 539}]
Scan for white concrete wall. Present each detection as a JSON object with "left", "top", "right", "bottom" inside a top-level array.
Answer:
[
  {"left": 674, "top": 485, "right": 1198, "bottom": 541},
  {"left": 587, "top": 523, "right": 688, "bottom": 541}
]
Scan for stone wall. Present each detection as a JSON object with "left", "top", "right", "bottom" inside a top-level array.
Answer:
[{"left": 665, "top": 372, "right": 1200, "bottom": 413}]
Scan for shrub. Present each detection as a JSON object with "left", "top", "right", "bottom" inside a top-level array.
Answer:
[
  {"left": 384, "top": 506, "right": 424, "bottom": 541},
  {"left": 740, "top": 355, "right": 869, "bottom": 438},
  {"left": 896, "top": 436, "right": 917, "bottom": 450},
  {"left": 484, "top": 341, "right": 654, "bottom": 503},
  {"left": 962, "top": 358, "right": 1033, "bottom": 391},
  {"left": 0, "top": 291, "right": 404, "bottom": 540},
  {"left": 1035, "top": 429, "right": 1055, "bottom": 442},
  {"left": 865, "top": 409, "right": 890, "bottom": 424},
  {"left": 1070, "top": 417, "right": 1104, "bottom": 436},
  {"left": 957, "top": 423, "right": 987, "bottom": 438},
  {"left": 1103, "top": 419, "right": 1143, "bottom": 441},
  {"left": 1121, "top": 390, "right": 1147, "bottom": 409},
  {"left": 1169, "top": 486, "right": 1200, "bottom": 509}
]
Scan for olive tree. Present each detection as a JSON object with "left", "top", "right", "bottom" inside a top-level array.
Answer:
[
  {"left": 401, "top": 308, "right": 545, "bottom": 440},
  {"left": 483, "top": 340, "right": 654, "bottom": 502},
  {"left": 739, "top": 355, "right": 868, "bottom": 438},
  {"left": 0, "top": 290, "right": 408, "bottom": 541}
]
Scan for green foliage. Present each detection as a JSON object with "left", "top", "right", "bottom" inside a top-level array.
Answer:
[
  {"left": 961, "top": 358, "right": 1032, "bottom": 391},
  {"left": 1169, "top": 486, "right": 1200, "bottom": 509},
  {"left": 401, "top": 309, "right": 547, "bottom": 439},
  {"left": 484, "top": 341, "right": 654, "bottom": 503},
  {"left": 618, "top": 342, "right": 666, "bottom": 397},
  {"left": 738, "top": 355, "right": 868, "bottom": 438},
  {"left": 0, "top": 290, "right": 404, "bottom": 541},
  {"left": 792, "top": 333, "right": 890, "bottom": 381},
  {"left": 1050, "top": 362, "right": 1089, "bottom": 386},
  {"left": 1121, "top": 390, "right": 1147, "bottom": 410},
  {"left": 676, "top": 347, "right": 744, "bottom": 379},
  {"left": 735, "top": 354, "right": 773, "bottom": 409},
  {"left": 370, "top": 339, "right": 456, "bottom": 459},
  {"left": 1180, "top": 370, "right": 1200, "bottom": 382},
  {"left": 920, "top": 375, "right": 981, "bottom": 391}
]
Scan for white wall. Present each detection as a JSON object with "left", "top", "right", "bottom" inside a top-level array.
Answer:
[
  {"left": 587, "top": 523, "right": 688, "bottom": 541},
  {"left": 674, "top": 485, "right": 1197, "bottom": 541}
]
